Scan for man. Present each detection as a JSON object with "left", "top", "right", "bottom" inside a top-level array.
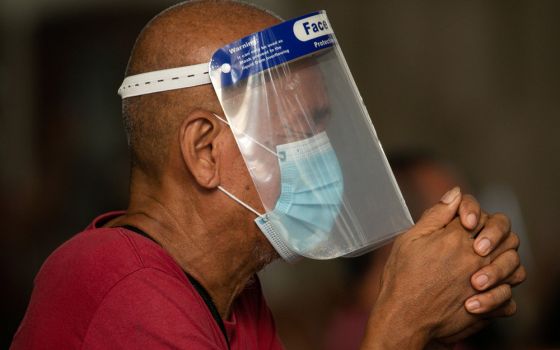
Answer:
[{"left": 11, "top": 1, "right": 525, "bottom": 349}]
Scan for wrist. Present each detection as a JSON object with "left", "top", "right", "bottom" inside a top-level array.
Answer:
[{"left": 361, "top": 294, "right": 431, "bottom": 350}]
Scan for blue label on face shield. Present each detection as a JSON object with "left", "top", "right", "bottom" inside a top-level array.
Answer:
[{"left": 210, "top": 11, "right": 335, "bottom": 88}]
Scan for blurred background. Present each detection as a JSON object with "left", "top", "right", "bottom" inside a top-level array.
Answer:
[{"left": 1, "top": 0, "right": 558, "bottom": 349}]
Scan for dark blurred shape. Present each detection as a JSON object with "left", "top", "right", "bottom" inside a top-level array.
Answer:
[
  {"left": 387, "top": 151, "right": 467, "bottom": 219},
  {"left": 0, "top": 5, "right": 169, "bottom": 347},
  {"left": 537, "top": 277, "right": 560, "bottom": 347}
]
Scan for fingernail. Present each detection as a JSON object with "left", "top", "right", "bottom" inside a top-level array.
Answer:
[
  {"left": 441, "top": 187, "right": 460, "bottom": 204},
  {"left": 466, "top": 299, "right": 481, "bottom": 312},
  {"left": 475, "top": 274, "right": 489, "bottom": 288},
  {"left": 467, "top": 213, "right": 477, "bottom": 228},
  {"left": 476, "top": 238, "right": 492, "bottom": 255}
]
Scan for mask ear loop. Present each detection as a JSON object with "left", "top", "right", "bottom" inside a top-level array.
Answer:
[
  {"left": 212, "top": 113, "right": 266, "bottom": 217},
  {"left": 212, "top": 114, "right": 278, "bottom": 157},
  {"left": 217, "top": 185, "right": 263, "bottom": 217}
]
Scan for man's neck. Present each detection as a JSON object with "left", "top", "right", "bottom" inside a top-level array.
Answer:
[{"left": 106, "top": 181, "right": 275, "bottom": 319}]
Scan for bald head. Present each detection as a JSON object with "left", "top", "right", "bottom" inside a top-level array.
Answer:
[
  {"left": 126, "top": 0, "right": 280, "bottom": 75},
  {"left": 123, "top": 0, "right": 280, "bottom": 178}
]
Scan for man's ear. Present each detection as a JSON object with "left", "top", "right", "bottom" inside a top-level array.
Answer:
[{"left": 179, "top": 109, "right": 223, "bottom": 189}]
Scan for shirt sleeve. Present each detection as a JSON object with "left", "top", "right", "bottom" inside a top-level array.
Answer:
[{"left": 81, "top": 267, "right": 227, "bottom": 350}]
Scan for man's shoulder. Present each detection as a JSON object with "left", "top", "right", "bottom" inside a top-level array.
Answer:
[
  {"left": 11, "top": 224, "right": 192, "bottom": 349},
  {"left": 40, "top": 226, "right": 143, "bottom": 286},
  {"left": 37, "top": 224, "right": 185, "bottom": 296}
]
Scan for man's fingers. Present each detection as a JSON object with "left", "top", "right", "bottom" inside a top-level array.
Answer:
[
  {"left": 482, "top": 299, "right": 518, "bottom": 319},
  {"left": 473, "top": 213, "right": 512, "bottom": 256},
  {"left": 505, "top": 265, "right": 527, "bottom": 286},
  {"left": 458, "top": 194, "right": 481, "bottom": 230},
  {"left": 464, "top": 284, "right": 512, "bottom": 314},
  {"left": 471, "top": 249, "right": 520, "bottom": 291},
  {"left": 488, "top": 232, "right": 520, "bottom": 260},
  {"left": 414, "top": 187, "right": 462, "bottom": 235}
]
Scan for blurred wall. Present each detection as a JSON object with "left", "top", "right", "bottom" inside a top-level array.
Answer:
[{"left": 1, "top": 0, "right": 558, "bottom": 348}]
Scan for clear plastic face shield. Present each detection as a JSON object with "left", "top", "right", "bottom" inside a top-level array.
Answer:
[{"left": 119, "top": 11, "right": 413, "bottom": 262}]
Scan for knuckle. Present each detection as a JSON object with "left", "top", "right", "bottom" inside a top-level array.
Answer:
[
  {"left": 502, "top": 233, "right": 520, "bottom": 251},
  {"left": 512, "top": 265, "right": 527, "bottom": 284},
  {"left": 491, "top": 251, "right": 519, "bottom": 283},
  {"left": 510, "top": 232, "right": 520, "bottom": 249},
  {"left": 498, "top": 284, "right": 513, "bottom": 301},
  {"left": 481, "top": 224, "right": 506, "bottom": 242},
  {"left": 463, "top": 194, "right": 479, "bottom": 208},
  {"left": 500, "top": 249, "right": 521, "bottom": 271},
  {"left": 493, "top": 212, "right": 512, "bottom": 231},
  {"left": 505, "top": 300, "right": 517, "bottom": 316},
  {"left": 510, "top": 250, "right": 521, "bottom": 268},
  {"left": 489, "top": 285, "right": 512, "bottom": 306}
]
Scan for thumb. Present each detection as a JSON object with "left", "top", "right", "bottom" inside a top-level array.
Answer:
[{"left": 413, "top": 187, "right": 462, "bottom": 235}]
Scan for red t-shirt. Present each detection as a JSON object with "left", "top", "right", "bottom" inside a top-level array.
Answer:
[{"left": 11, "top": 212, "right": 283, "bottom": 350}]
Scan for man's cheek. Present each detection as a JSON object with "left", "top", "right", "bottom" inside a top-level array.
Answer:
[
  {"left": 244, "top": 150, "right": 281, "bottom": 211},
  {"left": 252, "top": 164, "right": 280, "bottom": 210}
]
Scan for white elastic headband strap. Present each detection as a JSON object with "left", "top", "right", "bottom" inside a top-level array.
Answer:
[{"left": 118, "top": 63, "right": 211, "bottom": 99}]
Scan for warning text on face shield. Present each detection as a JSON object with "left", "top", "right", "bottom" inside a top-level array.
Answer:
[
  {"left": 233, "top": 39, "right": 290, "bottom": 71},
  {"left": 228, "top": 37, "right": 258, "bottom": 55}
]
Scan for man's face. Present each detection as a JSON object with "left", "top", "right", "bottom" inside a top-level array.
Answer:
[
  {"left": 264, "top": 60, "right": 331, "bottom": 144},
  {"left": 221, "top": 58, "right": 331, "bottom": 210}
]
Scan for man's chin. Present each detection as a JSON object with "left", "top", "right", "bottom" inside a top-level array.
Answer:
[{"left": 253, "top": 240, "right": 281, "bottom": 269}]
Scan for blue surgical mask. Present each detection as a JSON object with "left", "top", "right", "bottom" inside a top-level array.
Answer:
[
  {"left": 255, "top": 132, "right": 344, "bottom": 260},
  {"left": 218, "top": 128, "right": 344, "bottom": 262}
]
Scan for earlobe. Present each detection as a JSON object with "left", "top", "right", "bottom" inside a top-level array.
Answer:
[{"left": 180, "top": 109, "right": 222, "bottom": 189}]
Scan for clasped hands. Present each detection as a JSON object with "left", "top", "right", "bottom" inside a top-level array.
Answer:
[{"left": 362, "top": 187, "right": 526, "bottom": 349}]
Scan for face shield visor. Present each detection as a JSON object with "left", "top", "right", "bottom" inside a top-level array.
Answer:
[{"left": 118, "top": 11, "right": 413, "bottom": 262}]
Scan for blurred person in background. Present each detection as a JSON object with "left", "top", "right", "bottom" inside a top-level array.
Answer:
[{"left": 9, "top": 1, "right": 526, "bottom": 349}]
